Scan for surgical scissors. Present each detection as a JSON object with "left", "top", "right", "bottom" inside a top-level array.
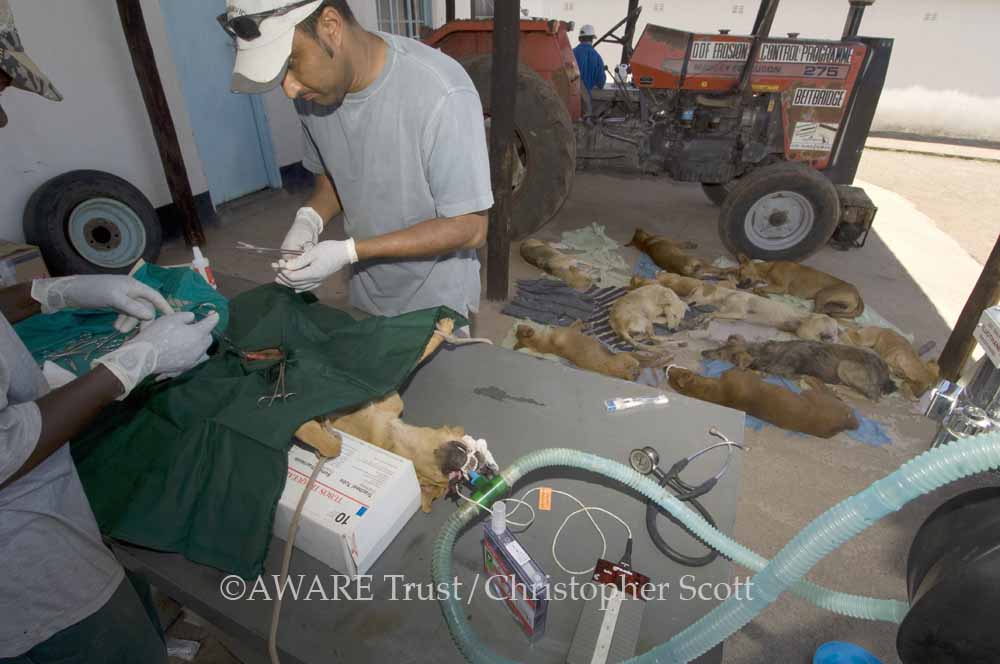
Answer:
[
  {"left": 257, "top": 359, "right": 296, "bottom": 408},
  {"left": 234, "top": 241, "right": 306, "bottom": 257}
]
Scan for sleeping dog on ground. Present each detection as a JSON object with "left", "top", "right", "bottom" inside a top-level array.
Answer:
[
  {"left": 734, "top": 255, "right": 865, "bottom": 319},
  {"left": 686, "top": 282, "right": 840, "bottom": 342},
  {"left": 628, "top": 228, "right": 717, "bottom": 277},
  {"left": 667, "top": 367, "right": 859, "bottom": 438},
  {"left": 514, "top": 322, "right": 672, "bottom": 381},
  {"left": 610, "top": 284, "right": 688, "bottom": 347},
  {"left": 702, "top": 335, "right": 896, "bottom": 401},
  {"left": 520, "top": 239, "right": 593, "bottom": 290},
  {"left": 629, "top": 271, "right": 737, "bottom": 299},
  {"left": 840, "top": 326, "right": 939, "bottom": 398}
]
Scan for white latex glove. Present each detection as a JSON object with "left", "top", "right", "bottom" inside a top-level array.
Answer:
[
  {"left": 32, "top": 275, "right": 174, "bottom": 333},
  {"left": 273, "top": 239, "right": 358, "bottom": 292},
  {"left": 280, "top": 206, "right": 324, "bottom": 258},
  {"left": 94, "top": 311, "right": 219, "bottom": 399}
]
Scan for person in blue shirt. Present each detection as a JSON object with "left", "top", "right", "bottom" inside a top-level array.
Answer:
[{"left": 573, "top": 24, "right": 606, "bottom": 118}]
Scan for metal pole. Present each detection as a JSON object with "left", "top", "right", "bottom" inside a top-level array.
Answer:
[
  {"left": 445, "top": 0, "right": 455, "bottom": 22},
  {"left": 843, "top": 0, "right": 876, "bottom": 40},
  {"left": 486, "top": 1, "right": 520, "bottom": 301},
  {"left": 620, "top": 0, "right": 641, "bottom": 64},
  {"left": 939, "top": 232, "right": 1000, "bottom": 381}
]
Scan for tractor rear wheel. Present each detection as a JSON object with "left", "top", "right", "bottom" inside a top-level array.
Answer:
[
  {"left": 718, "top": 162, "right": 840, "bottom": 261},
  {"left": 701, "top": 182, "right": 735, "bottom": 206},
  {"left": 460, "top": 55, "right": 576, "bottom": 240}
]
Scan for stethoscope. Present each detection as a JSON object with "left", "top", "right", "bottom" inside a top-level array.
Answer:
[{"left": 629, "top": 428, "right": 746, "bottom": 567}]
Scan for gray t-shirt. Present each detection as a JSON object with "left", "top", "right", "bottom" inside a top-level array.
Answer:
[
  {"left": 296, "top": 32, "right": 494, "bottom": 318},
  {"left": 0, "top": 315, "right": 123, "bottom": 657}
]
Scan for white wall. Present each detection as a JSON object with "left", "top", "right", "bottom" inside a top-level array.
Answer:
[{"left": 0, "top": 0, "right": 207, "bottom": 243}]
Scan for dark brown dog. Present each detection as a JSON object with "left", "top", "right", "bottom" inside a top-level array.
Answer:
[
  {"left": 735, "top": 255, "right": 865, "bottom": 319},
  {"left": 628, "top": 228, "right": 713, "bottom": 277},
  {"left": 667, "top": 367, "right": 859, "bottom": 438},
  {"left": 702, "top": 335, "right": 896, "bottom": 401}
]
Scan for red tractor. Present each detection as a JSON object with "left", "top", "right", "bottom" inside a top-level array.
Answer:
[{"left": 425, "top": 0, "right": 892, "bottom": 261}]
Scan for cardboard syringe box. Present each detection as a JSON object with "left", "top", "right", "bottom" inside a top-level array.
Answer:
[
  {"left": 975, "top": 306, "right": 1000, "bottom": 369},
  {"left": 274, "top": 433, "right": 421, "bottom": 576},
  {"left": 0, "top": 241, "right": 48, "bottom": 287}
]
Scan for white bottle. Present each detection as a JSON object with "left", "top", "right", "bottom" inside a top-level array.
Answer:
[{"left": 191, "top": 246, "right": 217, "bottom": 290}]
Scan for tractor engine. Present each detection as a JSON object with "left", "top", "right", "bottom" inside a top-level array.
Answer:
[{"left": 577, "top": 88, "right": 774, "bottom": 183}]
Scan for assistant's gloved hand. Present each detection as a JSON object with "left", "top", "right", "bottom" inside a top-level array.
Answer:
[
  {"left": 31, "top": 275, "right": 174, "bottom": 333},
  {"left": 273, "top": 239, "right": 358, "bottom": 293},
  {"left": 280, "top": 206, "right": 324, "bottom": 258},
  {"left": 94, "top": 311, "right": 219, "bottom": 399}
]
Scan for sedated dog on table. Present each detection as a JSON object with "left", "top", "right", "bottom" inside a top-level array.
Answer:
[
  {"left": 667, "top": 366, "right": 859, "bottom": 438},
  {"left": 610, "top": 284, "right": 688, "bottom": 347},
  {"left": 294, "top": 319, "right": 496, "bottom": 512},
  {"left": 702, "top": 335, "right": 896, "bottom": 401},
  {"left": 734, "top": 254, "right": 865, "bottom": 319}
]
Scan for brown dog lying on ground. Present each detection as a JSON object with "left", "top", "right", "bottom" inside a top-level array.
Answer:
[
  {"left": 610, "top": 284, "right": 688, "bottom": 346},
  {"left": 667, "top": 367, "right": 859, "bottom": 438},
  {"left": 628, "top": 228, "right": 716, "bottom": 277},
  {"left": 514, "top": 322, "right": 672, "bottom": 381},
  {"left": 629, "top": 272, "right": 737, "bottom": 299},
  {"left": 702, "top": 335, "right": 896, "bottom": 401},
  {"left": 840, "top": 326, "right": 940, "bottom": 398},
  {"left": 735, "top": 255, "right": 865, "bottom": 319},
  {"left": 520, "top": 239, "right": 593, "bottom": 290},
  {"left": 686, "top": 282, "right": 840, "bottom": 342}
]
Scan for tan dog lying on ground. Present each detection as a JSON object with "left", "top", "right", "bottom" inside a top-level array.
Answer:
[
  {"left": 628, "top": 228, "right": 716, "bottom": 277},
  {"left": 630, "top": 272, "right": 737, "bottom": 298},
  {"left": 610, "top": 284, "right": 688, "bottom": 346},
  {"left": 702, "top": 335, "right": 896, "bottom": 401},
  {"left": 840, "top": 326, "right": 939, "bottom": 398},
  {"left": 667, "top": 367, "right": 859, "bottom": 438},
  {"left": 686, "top": 282, "right": 840, "bottom": 342},
  {"left": 735, "top": 254, "right": 865, "bottom": 319},
  {"left": 520, "top": 239, "right": 593, "bottom": 290},
  {"left": 514, "top": 322, "right": 672, "bottom": 381}
]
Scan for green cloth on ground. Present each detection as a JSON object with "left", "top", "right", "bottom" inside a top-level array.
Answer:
[
  {"left": 554, "top": 222, "right": 631, "bottom": 288},
  {"left": 15, "top": 263, "right": 228, "bottom": 375},
  {"left": 70, "top": 285, "right": 464, "bottom": 579}
]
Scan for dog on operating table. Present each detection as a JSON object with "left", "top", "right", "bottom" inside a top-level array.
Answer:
[
  {"left": 514, "top": 322, "right": 672, "bottom": 381},
  {"left": 735, "top": 255, "right": 865, "bottom": 319},
  {"left": 628, "top": 228, "right": 716, "bottom": 277},
  {"left": 610, "top": 284, "right": 688, "bottom": 347},
  {"left": 629, "top": 272, "right": 737, "bottom": 299},
  {"left": 840, "top": 326, "right": 940, "bottom": 398},
  {"left": 667, "top": 367, "right": 859, "bottom": 438},
  {"left": 702, "top": 335, "right": 897, "bottom": 401},
  {"left": 686, "top": 282, "right": 840, "bottom": 342},
  {"left": 520, "top": 239, "right": 593, "bottom": 290}
]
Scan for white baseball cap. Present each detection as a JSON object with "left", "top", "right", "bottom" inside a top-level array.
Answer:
[
  {"left": 222, "top": 0, "right": 322, "bottom": 94},
  {"left": 579, "top": 24, "right": 596, "bottom": 38}
]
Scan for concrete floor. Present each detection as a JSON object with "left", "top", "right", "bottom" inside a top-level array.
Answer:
[{"left": 159, "top": 143, "right": 998, "bottom": 664}]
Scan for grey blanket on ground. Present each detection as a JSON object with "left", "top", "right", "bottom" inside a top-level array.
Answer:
[{"left": 502, "top": 279, "right": 597, "bottom": 325}]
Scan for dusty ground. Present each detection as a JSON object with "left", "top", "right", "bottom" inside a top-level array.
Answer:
[
  {"left": 858, "top": 147, "right": 1000, "bottom": 265},
  {"left": 159, "top": 142, "right": 997, "bottom": 664}
]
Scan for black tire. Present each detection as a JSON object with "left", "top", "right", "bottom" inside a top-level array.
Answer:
[
  {"left": 23, "top": 170, "right": 162, "bottom": 276},
  {"left": 702, "top": 182, "right": 737, "bottom": 206},
  {"left": 718, "top": 162, "right": 840, "bottom": 261},
  {"left": 460, "top": 55, "right": 576, "bottom": 240}
]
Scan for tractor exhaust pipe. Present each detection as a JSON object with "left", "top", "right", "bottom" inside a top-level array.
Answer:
[{"left": 843, "top": 0, "right": 876, "bottom": 40}]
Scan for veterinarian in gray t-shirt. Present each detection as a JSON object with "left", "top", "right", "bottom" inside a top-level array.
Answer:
[{"left": 228, "top": 1, "right": 493, "bottom": 318}]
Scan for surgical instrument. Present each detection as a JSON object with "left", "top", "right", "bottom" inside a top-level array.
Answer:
[{"left": 232, "top": 241, "right": 306, "bottom": 257}]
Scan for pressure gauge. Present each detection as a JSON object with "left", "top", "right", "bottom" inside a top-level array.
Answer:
[{"left": 629, "top": 447, "right": 659, "bottom": 476}]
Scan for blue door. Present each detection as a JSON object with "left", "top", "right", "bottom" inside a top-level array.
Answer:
[{"left": 159, "top": 0, "right": 281, "bottom": 206}]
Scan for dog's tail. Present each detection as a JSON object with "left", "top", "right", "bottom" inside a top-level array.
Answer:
[{"left": 817, "top": 294, "right": 865, "bottom": 319}]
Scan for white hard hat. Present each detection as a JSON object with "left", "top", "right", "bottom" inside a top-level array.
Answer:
[{"left": 579, "top": 24, "right": 596, "bottom": 38}]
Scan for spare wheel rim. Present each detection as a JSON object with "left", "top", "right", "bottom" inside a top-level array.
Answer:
[
  {"left": 744, "top": 190, "right": 815, "bottom": 252},
  {"left": 67, "top": 197, "right": 147, "bottom": 269}
]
